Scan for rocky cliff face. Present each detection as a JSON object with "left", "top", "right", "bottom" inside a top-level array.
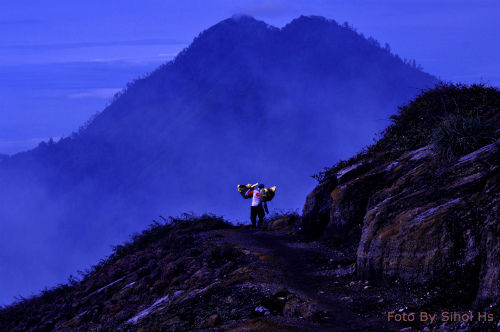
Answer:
[{"left": 302, "top": 83, "right": 500, "bottom": 309}]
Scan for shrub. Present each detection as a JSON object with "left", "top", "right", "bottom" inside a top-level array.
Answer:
[
  {"left": 101, "top": 213, "right": 233, "bottom": 267},
  {"left": 432, "top": 114, "right": 496, "bottom": 159},
  {"left": 266, "top": 208, "right": 301, "bottom": 223},
  {"left": 260, "top": 208, "right": 301, "bottom": 229}
]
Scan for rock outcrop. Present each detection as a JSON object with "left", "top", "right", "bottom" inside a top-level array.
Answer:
[{"left": 303, "top": 140, "right": 500, "bottom": 306}]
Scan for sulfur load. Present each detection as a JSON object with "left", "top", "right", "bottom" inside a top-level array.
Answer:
[{"left": 237, "top": 184, "right": 276, "bottom": 202}]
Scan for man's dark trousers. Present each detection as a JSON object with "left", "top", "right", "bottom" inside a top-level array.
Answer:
[{"left": 251, "top": 205, "right": 265, "bottom": 228}]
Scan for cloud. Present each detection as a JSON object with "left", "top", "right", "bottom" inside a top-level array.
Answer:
[
  {"left": 158, "top": 53, "right": 178, "bottom": 58},
  {"left": 2, "top": 39, "right": 186, "bottom": 51},
  {"left": 89, "top": 54, "right": 176, "bottom": 64},
  {"left": 68, "top": 88, "right": 122, "bottom": 99}
]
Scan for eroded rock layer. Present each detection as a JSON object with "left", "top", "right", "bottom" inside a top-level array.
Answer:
[{"left": 303, "top": 141, "right": 500, "bottom": 306}]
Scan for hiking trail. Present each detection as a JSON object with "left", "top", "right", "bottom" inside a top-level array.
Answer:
[{"left": 211, "top": 228, "right": 408, "bottom": 332}]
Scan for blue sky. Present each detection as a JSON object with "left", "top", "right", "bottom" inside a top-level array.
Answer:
[{"left": 1, "top": 0, "right": 499, "bottom": 155}]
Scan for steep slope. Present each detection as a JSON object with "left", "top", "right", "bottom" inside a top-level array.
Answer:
[
  {"left": 0, "top": 15, "right": 437, "bottom": 305},
  {"left": 302, "top": 83, "right": 500, "bottom": 330}
]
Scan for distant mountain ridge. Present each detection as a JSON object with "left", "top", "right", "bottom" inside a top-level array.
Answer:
[{"left": 0, "top": 15, "right": 437, "bottom": 305}]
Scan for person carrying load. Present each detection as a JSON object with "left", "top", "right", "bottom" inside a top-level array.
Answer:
[{"left": 237, "top": 183, "right": 276, "bottom": 228}]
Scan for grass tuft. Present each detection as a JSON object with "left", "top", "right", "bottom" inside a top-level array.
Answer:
[{"left": 432, "top": 114, "right": 496, "bottom": 159}]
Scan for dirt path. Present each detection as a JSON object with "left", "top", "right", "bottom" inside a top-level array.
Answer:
[{"left": 215, "top": 228, "right": 406, "bottom": 332}]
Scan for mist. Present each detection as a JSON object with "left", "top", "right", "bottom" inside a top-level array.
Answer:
[
  {"left": 0, "top": 61, "right": 166, "bottom": 155},
  {"left": 0, "top": 15, "right": 437, "bottom": 306}
]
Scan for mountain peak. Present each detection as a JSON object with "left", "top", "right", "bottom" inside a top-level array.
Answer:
[
  {"left": 230, "top": 13, "right": 257, "bottom": 22},
  {"left": 204, "top": 13, "right": 271, "bottom": 34}
]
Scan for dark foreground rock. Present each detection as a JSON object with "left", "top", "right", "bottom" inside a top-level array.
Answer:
[
  {"left": 302, "top": 139, "right": 500, "bottom": 331},
  {"left": 300, "top": 82, "right": 500, "bottom": 331}
]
